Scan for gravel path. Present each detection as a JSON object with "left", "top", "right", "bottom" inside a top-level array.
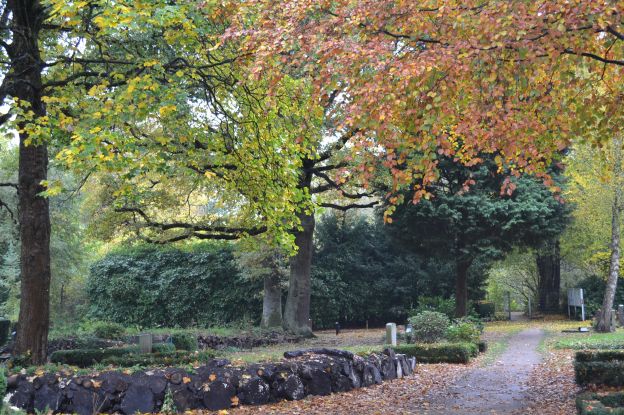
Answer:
[{"left": 418, "top": 328, "right": 544, "bottom": 414}]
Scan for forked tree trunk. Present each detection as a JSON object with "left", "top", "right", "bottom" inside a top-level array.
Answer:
[
  {"left": 536, "top": 240, "right": 561, "bottom": 313},
  {"left": 261, "top": 273, "right": 282, "bottom": 329},
  {"left": 596, "top": 139, "right": 622, "bottom": 332},
  {"left": 454, "top": 258, "right": 472, "bottom": 317},
  {"left": 283, "top": 210, "right": 315, "bottom": 336},
  {"left": 9, "top": 0, "right": 52, "bottom": 364}
]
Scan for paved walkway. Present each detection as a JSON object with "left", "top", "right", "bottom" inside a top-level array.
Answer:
[{"left": 421, "top": 328, "right": 544, "bottom": 414}]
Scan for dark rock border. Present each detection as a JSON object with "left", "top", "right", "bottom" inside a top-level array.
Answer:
[{"left": 6, "top": 348, "right": 415, "bottom": 414}]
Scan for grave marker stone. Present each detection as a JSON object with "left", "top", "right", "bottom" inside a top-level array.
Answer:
[
  {"left": 139, "top": 333, "right": 153, "bottom": 354},
  {"left": 385, "top": 323, "right": 397, "bottom": 347}
]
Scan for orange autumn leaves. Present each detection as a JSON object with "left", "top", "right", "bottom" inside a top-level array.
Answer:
[{"left": 226, "top": 0, "right": 624, "bottom": 204}]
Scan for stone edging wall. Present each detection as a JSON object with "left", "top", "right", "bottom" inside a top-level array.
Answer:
[{"left": 6, "top": 348, "right": 415, "bottom": 414}]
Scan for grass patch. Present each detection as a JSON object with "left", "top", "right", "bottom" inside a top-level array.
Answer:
[{"left": 555, "top": 329, "right": 624, "bottom": 350}]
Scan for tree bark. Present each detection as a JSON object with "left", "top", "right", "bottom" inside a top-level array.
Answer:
[
  {"left": 261, "top": 273, "right": 282, "bottom": 329},
  {"left": 596, "top": 139, "right": 622, "bottom": 332},
  {"left": 536, "top": 240, "right": 561, "bottom": 313},
  {"left": 8, "top": 0, "right": 52, "bottom": 364},
  {"left": 454, "top": 258, "right": 472, "bottom": 317},
  {"left": 283, "top": 210, "right": 315, "bottom": 336}
]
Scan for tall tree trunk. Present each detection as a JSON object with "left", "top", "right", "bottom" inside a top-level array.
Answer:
[
  {"left": 596, "top": 139, "right": 622, "bottom": 332},
  {"left": 536, "top": 240, "right": 561, "bottom": 313},
  {"left": 8, "top": 0, "right": 51, "bottom": 364},
  {"left": 454, "top": 258, "right": 472, "bottom": 317},
  {"left": 283, "top": 210, "right": 315, "bottom": 336},
  {"left": 261, "top": 273, "right": 282, "bottom": 329}
]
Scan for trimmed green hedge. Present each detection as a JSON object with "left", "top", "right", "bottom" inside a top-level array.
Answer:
[
  {"left": 575, "top": 361, "right": 624, "bottom": 386},
  {"left": 50, "top": 347, "right": 137, "bottom": 367},
  {"left": 393, "top": 342, "right": 478, "bottom": 364},
  {"left": 577, "top": 392, "right": 624, "bottom": 415},
  {"left": 50, "top": 346, "right": 216, "bottom": 368},
  {"left": 102, "top": 350, "right": 216, "bottom": 367},
  {"left": 171, "top": 333, "right": 198, "bottom": 352},
  {"left": 478, "top": 341, "right": 488, "bottom": 353},
  {"left": 576, "top": 350, "right": 624, "bottom": 362}
]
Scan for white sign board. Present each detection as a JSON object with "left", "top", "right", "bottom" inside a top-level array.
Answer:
[
  {"left": 568, "top": 288, "right": 584, "bottom": 307},
  {"left": 567, "top": 288, "right": 585, "bottom": 321}
]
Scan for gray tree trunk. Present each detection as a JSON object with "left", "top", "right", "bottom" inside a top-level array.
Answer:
[
  {"left": 283, "top": 210, "right": 315, "bottom": 336},
  {"left": 596, "top": 138, "right": 622, "bottom": 333},
  {"left": 261, "top": 273, "right": 282, "bottom": 329}
]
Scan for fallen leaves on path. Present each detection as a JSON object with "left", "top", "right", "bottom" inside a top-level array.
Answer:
[{"left": 520, "top": 349, "right": 579, "bottom": 415}]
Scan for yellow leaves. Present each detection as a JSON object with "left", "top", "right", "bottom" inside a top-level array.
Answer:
[
  {"left": 230, "top": 396, "right": 239, "bottom": 406},
  {"left": 182, "top": 376, "right": 191, "bottom": 384},
  {"left": 89, "top": 126, "right": 102, "bottom": 134},
  {"left": 143, "top": 60, "right": 160, "bottom": 68},
  {"left": 209, "top": 373, "right": 217, "bottom": 381},
  {"left": 159, "top": 105, "right": 177, "bottom": 117}
]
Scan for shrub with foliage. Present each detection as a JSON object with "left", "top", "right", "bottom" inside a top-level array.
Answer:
[
  {"left": 576, "top": 392, "right": 624, "bottom": 415},
  {"left": 393, "top": 342, "right": 478, "bottom": 364},
  {"left": 407, "top": 311, "right": 451, "bottom": 343},
  {"left": 409, "top": 296, "right": 457, "bottom": 319},
  {"left": 91, "top": 321, "right": 125, "bottom": 340},
  {"left": 170, "top": 333, "right": 198, "bottom": 352},
  {"left": 153, "top": 343, "right": 176, "bottom": 354},
  {"left": 0, "top": 319, "right": 9, "bottom": 346},
  {"left": 578, "top": 275, "right": 624, "bottom": 318},
  {"left": 446, "top": 321, "right": 481, "bottom": 344},
  {"left": 102, "top": 350, "right": 215, "bottom": 367},
  {"left": 87, "top": 243, "right": 262, "bottom": 327}
]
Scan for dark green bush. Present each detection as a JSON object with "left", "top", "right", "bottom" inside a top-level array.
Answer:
[
  {"left": 102, "top": 350, "right": 216, "bottom": 367},
  {"left": 49, "top": 347, "right": 137, "bottom": 367},
  {"left": 577, "top": 392, "right": 624, "bottom": 415},
  {"left": 446, "top": 321, "right": 481, "bottom": 344},
  {"left": 393, "top": 342, "right": 478, "bottom": 364},
  {"left": 475, "top": 301, "right": 496, "bottom": 319},
  {"left": 410, "top": 296, "right": 457, "bottom": 319},
  {"left": 87, "top": 244, "right": 262, "bottom": 327},
  {"left": 170, "top": 333, "right": 198, "bottom": 351},
  {"left": 153, "top": 343, "right": 176, "bottom": 354},
  {"left": 0, "top": 366, "right": 6, "bottom": 410},
  {"left": 91, "top": 321, "right": 125, "bottom": 340},
  {"left": 574, "top": 361, "right": 624, "bottom": 386},
  {"left": 478, "top": 341, "right": 488, "bottom": 353},
  {"left": 0, "top": 319, "right": 10, "bottom": 346},
  {"left": 407, "top": 311, "right": 451, "bottom": 343}
]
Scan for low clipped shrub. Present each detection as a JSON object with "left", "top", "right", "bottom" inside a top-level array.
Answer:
[
  {"left": 446, "top": 321, "right": 481, "bottom": 344},
  {"left": 91, "top": 321, "right": 126, "bottom": 340},
  {"left": 153, "top": 343, "right": 176, "bottom": 354},
  {"left": 407, "top": 311, "right": 451, "bottom": 343},
  {"left": 170, "top": 333, "right": 198, "bottom": 351},
  {"left": 478, "top": 341, "right": 488, "bottom": 353},
  {"left": 577, "top": 391, "right": 624, "bottom": 415},
  {"left": 576, "top": 350, "right": 624, "bottom": 362},
  {"left": 0, "top": 366, "right": 6, "bottom": 410},
  {"left": 50, "top": 347, "right": 137, "bottom": 367},
  {"left": 574, "top": 360, "right": 624, "bottom": 386},
  {"left": 393, "top": 342, "right": 478, "bottom": 364},
  {"left": 102, "top": 350, "right": 216, "bottom": 367}
]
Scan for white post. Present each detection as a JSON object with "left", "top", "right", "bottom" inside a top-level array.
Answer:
[{"left": 385, "top": 323, "right": 397, "bottom": 347}]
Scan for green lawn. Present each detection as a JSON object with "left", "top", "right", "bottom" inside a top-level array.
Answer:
[{"left": 555, "top": 328, "right": 624, "bottom": 350}]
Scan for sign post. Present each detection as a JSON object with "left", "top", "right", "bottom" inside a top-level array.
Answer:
[{"left": 567, "top": 288, "right": 585, "bottom": 321}]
